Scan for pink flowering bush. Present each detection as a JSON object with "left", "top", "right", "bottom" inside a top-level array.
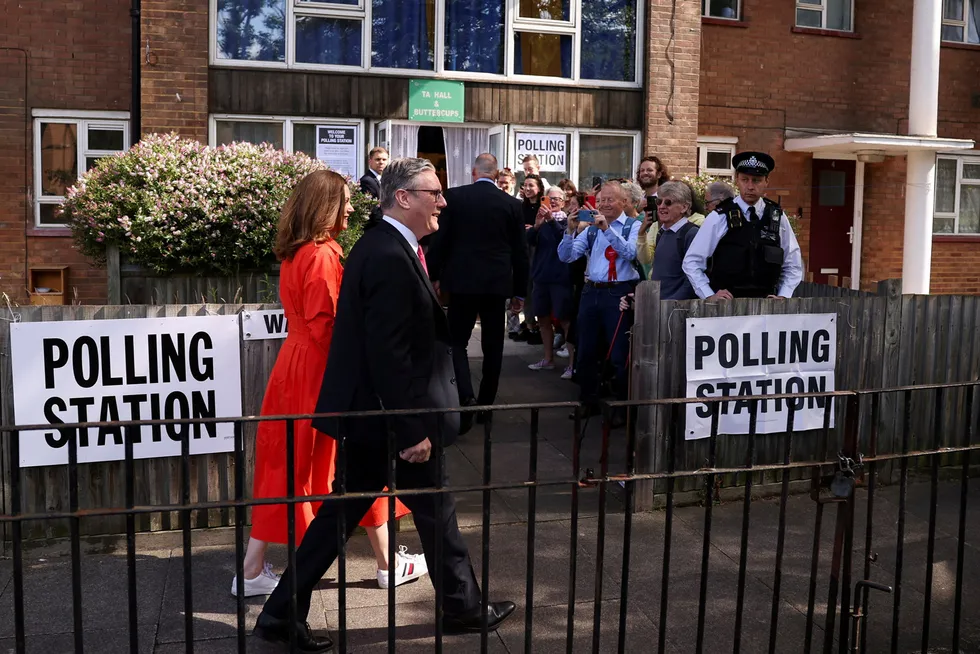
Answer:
[{"left": 62, "top": 133, "right": 373, "bottom": 275}]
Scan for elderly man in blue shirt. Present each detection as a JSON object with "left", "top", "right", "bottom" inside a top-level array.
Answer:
[{"left": 558, "top": 180, "right": 641, "bottom": 422}]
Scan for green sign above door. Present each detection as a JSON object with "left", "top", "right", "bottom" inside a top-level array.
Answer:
[{"left": 408, "top": 80, "right": 465, "bottom": 123}]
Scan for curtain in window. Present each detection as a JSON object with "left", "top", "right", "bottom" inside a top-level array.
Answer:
[
  {"left": 372, "top": 0, "right": 435, "bottom": 70},
  {"left": 390, "top": 124, "right": 421, "bottom": 160},
  {"left": 580, "top": 0, "right": 637, "bottom": 82},
  {"left": 444, "top": 0, "right": 504, "bottom": 74},
  {"left": 442, "top": 126, "right": 490, "bottom": 188},
  {"left": 514, "top": 33, "right": 573, "bottom": 78}
]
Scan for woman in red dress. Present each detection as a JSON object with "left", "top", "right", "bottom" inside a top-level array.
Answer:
[{"left": 232, "top": 170, "right": 426, "bottom": 597}]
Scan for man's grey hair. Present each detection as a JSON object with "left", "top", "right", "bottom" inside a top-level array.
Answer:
[
  {"left": 473, "top": 153, "right": 498, "bottom": 179},
  {"left": 658, "top": 181, "right": 693, "bottom": 207},
  {"left": 380, "top": 157, "right": 436, "bottom": 211},
  {"left": 706, "top": 181, "right": 735, "bottom": 203},
  {"left": 620, "top": 180, "right": 645, "bottom": 208}
]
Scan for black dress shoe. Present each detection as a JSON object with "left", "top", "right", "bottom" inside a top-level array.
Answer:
[
  {"left": 526, "top": 330, "right": 543, "bottom": 345},
  {"left": 253, "top": 612, "right": 334, "bottom": 652},
  {"left": 459, "top": 397, "right": 478, "bottom": 436},
  {"left": 443, "top": 601, "right": 517, "bottom": 634}
]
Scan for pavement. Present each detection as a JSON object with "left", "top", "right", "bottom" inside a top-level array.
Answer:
[{"left": 3, "top": 328, "right": 980, "bottom": 653}]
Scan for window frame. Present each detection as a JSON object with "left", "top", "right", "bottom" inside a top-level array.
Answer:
[
  {"left": 508, "top": 125, "right": 641, "bottom": 190},
  {"left": 210, "top": 0, "right": 643, "bottom": 89},
  {"left": 794, "top": 0, "right": 854, "bottom": 32},
  {"left": 32, "top": 111, "right": 130, "bottom": 228},
  {"left": 696, "top": 136, "right": 737, "bottom": 178},
  {"left": 934, "top": 154, "right": 980, "bottom": 235},
  {"left": 701, "top": 0, "right": 741, "bottom": 21},
  {"left": 209, "top": 114, "right": 366, "bottom": 178},
  {"left": 941, "top": 0, "right": 980, "bottom": 44}
]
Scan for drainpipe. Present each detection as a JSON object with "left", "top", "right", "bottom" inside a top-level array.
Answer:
[
  {"left": 901, "top": 0, "right": 941, "bottom": 295},
  {"left": 131, "top": 0, "right": 141, "bottom": 147}
]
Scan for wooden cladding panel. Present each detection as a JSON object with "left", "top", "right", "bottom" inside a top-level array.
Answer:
[{"left": 210, "top": 69, "right": 642, "bottom": 129}]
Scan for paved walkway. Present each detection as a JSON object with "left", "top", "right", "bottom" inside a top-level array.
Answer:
[{"left": 2, "top": 330, "right": 979, "bottom": 653}]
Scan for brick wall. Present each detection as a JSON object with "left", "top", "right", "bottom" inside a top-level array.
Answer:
[
  {"left": 0, "top": 1, "right": 130, "bottom": 305},
  {"left": 645, "top": 0, "right": 702, "bottom": 176},
  {"left": 141, "top": 0, "right": 209, "bottom": 142}
]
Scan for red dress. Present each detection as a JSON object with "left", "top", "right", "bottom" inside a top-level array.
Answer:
[{"left": 250, "top": 240, "right": 410, "bottom": 544}]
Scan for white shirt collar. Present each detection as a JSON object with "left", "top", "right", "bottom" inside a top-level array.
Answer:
[
  {"left": 476, "top": 177, "right": 496, "bottom": 184},
  {"left": 735, "top": 195, "right": 765, "bottom": 216},
  {"left": 661, "top": 217, "right": 689, "bottom": 233},
  {"left": 370, "top": 168, "right": 382, "bottom": 180},
  {"left": 612, "top": 212, "right": 629, "bottom": 225},
  {"left": 382, "top": 216, "right": 419, "bottom": 252}
]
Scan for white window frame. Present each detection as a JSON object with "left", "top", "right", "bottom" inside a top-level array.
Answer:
[
  {"left": 795, "top": 0, "right": 854, "bottom": 31},
  {"left": 508, "top": 125, "right": 641, "bottom": 189},
  {"left": 701, "top": 0, "right": 741, "bottom": 20},
  {"left": 934, "top": 154, "right": 980, "bottom": 235},
  {"left": 941, "top": 0, "right": 980, "bottom": 44},
  {"left": 210, "top": 114, "right": 367, "bottom": 178},
  {"left": 210, "top": 0, "right": 643, "bottom": 89},
  {"left": 697, "top": 136, "right": 737, "bottom": 178},
  {"left": 32, "top": 111, "right": 130, "bottom": 228}
]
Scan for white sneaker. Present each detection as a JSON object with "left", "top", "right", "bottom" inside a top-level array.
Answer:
[
  {"left": 378, "top": 545, "right": 429, "bottom": 589},
  {"left": 528, "top": 359, "right": 555, "bottom": 371},
  {"left": 561, "top": 366, "right": 574, "bottom": 380},
  {"left": 556, "top": 345, "right": 570, "bottom": 359},
  {"left": 231, "top": 562, "right": 280, "bottom": 597}
]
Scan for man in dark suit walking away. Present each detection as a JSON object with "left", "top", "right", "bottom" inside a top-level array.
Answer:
[
  {"left": 359, "top": 147, "right": 388, "bottom": 223},
  {"left": 426, "top": 153, "right": 528, "bottom": 435},
  {"left": 254, "top": 158, "right": 515, "bottom": 652}
]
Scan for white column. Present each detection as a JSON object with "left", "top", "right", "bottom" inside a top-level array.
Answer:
[
  {"left": 902, "top": 150, "right": 937, "bottom": 294},
  {"left": 902, "top": 0, "right": 942, "bottom": 294},
  {"left": 850, "top": 161, "right": 865, "bottom": 290}
]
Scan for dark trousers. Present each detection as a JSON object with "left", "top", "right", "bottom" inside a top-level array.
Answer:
[
  {"left": 262, "top": 439, "right": 481, "bottom": 621},
  {"left": 447, "top": 293, "right": 506, "bottom": 405},
  {"left": 574, "top": 283, "right": 634, "bottom": 403}
]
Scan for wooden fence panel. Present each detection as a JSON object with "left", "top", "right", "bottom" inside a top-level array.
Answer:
[{"left": 0, "top": 304, "right": 282, "bottom": 541}]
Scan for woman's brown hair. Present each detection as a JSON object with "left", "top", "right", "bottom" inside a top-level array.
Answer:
[{"left": 274, "top": 169, "right": 349, "bottom": 261}]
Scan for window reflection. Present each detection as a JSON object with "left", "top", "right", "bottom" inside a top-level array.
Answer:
[
  {"left": 519, "top": 0, "right": 570, "bottom": 21},
  {"left": 216, "top": 0, "right": 286, "bottom": 62},
  {"left": 581, "top": 0, "right": 636, "bottom": 82},
  {"left": 215, "top": 121, "right": 284, "bottom": 149},
  {"left": 444, "top": 0, "right": 504, "bottom": 74},
  {"left": 514, "top": 32, "right": 572, "bottom": 78},
  {"left": 578, "top": 134, "right": 633, "bottom": 191},
  {"left": 373, "top": 0, "right": 436, "bottom": 70},
  {"left": 296, "top": 16, "right": 362, "bottom": 66},
  {"left": 40, "top": 123, "right": 78, "bottom": 197}
]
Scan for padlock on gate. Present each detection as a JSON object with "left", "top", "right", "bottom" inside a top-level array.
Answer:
[{"left": 830, "top": 451, "right": 862, "bottom": 498}]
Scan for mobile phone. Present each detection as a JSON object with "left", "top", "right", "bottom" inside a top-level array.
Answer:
[
  {"left": 579, "top": 209, "right": 597, "bottom": 223},
  {"left": 586, "top": 194, "right": 597, "bottom": 207},
  {"left": 541, "top": 196, "right": 552, "bottom": 211},
  {"left": 645, "top": 195, "right": 658, "bottom": 211},
  {"left": 591, "top": 176, "right": 604, "bottom": 189}
]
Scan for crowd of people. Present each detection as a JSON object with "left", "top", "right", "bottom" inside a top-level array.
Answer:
[{"left": 237, "top": 147, "right": 804, "bottom": 650}]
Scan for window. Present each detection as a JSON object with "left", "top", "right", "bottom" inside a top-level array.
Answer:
[
  {"left": 510, "top": 127, "right": 640, "bottom": 190},
  {"left": 796, "top": 0, "right": 853, "bottom": 31},
  {"left": 211, "top": 115, "right": 364, "bottom": 178},
  {"left": 934, "top": 156, "right": 980, "bottom": 235},
  {"left": 697, "top": 137, "right": 737, "bottom": 178},
  {"left": 212, "top": 0, "right": 641, "bottom": 86},
  {"left": 942, "top": 0, "right": 980, "bottom": 44},
  {"left": 702, "top": 0, "right": 739, "bottom": 19},
  {"left": 33, "top": 113, "right": 129, "bottom": 227}
]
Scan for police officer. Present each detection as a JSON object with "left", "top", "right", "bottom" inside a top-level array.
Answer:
[{"left": 682, "top": 151, "right": 803, "bottom": 299}]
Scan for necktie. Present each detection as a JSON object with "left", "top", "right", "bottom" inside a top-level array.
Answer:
[
  {"left": 417, "top": 245, "right": 429, "bottom": 275},
  {"left": 748, "top": 206, "right": 758, "bottom": 221}
]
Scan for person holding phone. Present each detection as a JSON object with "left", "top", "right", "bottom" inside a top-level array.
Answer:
[{"left": 512, "top": 175, "right": 545, "bottom": 345}]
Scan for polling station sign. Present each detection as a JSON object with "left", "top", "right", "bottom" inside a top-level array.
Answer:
[
  {"left": 685, "top": 314, "right": 836, "bottom": 439},
  {"left": 241, "top": 309, "right": 288, "bottom": 341},
  {"left": 10, "top": 316, "right": 243, "bottom": 467},
  {"left": 515, "top": 132, "right": 568, "bottom": 172}
]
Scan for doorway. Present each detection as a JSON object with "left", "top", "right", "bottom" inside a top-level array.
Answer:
[
  {"left": 808, "top": 159, "right": 856, "bottom": 285},
  {"left": 417, "top": 126, "right": 448, "bottom": 188}
]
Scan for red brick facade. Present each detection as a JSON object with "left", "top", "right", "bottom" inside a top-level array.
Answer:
[{"left": 2, "top": 0, "right": 978, "bottom": 303}]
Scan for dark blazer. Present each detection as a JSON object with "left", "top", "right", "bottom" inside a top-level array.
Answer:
[
  {"left": 426, "top": 181, "right": 528, "bottom": 298},
  {"left": 313, "top": 220, "right": 460, "bottom": 450},
  {"left": 359, "top": 172, "right": 380, "bottom": 198}
]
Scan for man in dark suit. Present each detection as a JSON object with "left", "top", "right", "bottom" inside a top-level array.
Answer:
[
  {"left": 359, "top": 146, "right": 388, "bottom": 223},
  {"left": 426, "top": 153, "right": 528, "bottom": 434},
  {"left": 254, "top": 158, "right": 515, "bottom": 652}
]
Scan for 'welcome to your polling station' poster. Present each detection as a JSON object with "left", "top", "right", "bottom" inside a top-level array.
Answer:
[
  {"left": 10, "top": 315, "right": 243, "bottom": 467},
  {"left": 685, "top": 314, "right": 837, "bottom": 440}
]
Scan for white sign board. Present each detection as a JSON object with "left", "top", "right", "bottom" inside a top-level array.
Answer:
[
  {"left": 515, "top": 132, "right": 568, "bottom": 172},
  {"left": 10, "top": 316, "right": 243, "bottom": 467},
  {"left": 685, "top": 314, "right": 836, "bottom": 439},
  {"left": 242, "top": 309, "right": 288, "bottom": 341},
  {"left": 315, "top": 125, "right": 358, "bottom": 177}
]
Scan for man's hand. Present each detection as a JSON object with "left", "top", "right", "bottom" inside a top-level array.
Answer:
[
  {"left": 619, "top": 293, "right": 635, "bottom": 312},
  {"left": 535, "top": 206, "right": 550, "bottom": 228},
  {"left": 766, "top": 295, "right": 788, "bottom": 300},
  {"left": 594, "top": 215, "right": 609, "bottom": 231},
  {"left": 510, "top": 297, "right": 524, "bottom": 312},
  {"left": 432, "top": 280, "right": 440, "bottom": 295},
  {"left": 639, "top": 212, "right": 656, "bottom": 236},
  {"left": 400, "top": 438, "right": 432, "bottom": 464},
  {"left": 707, "top": 290, "right": 734, "bottom": 301}
]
